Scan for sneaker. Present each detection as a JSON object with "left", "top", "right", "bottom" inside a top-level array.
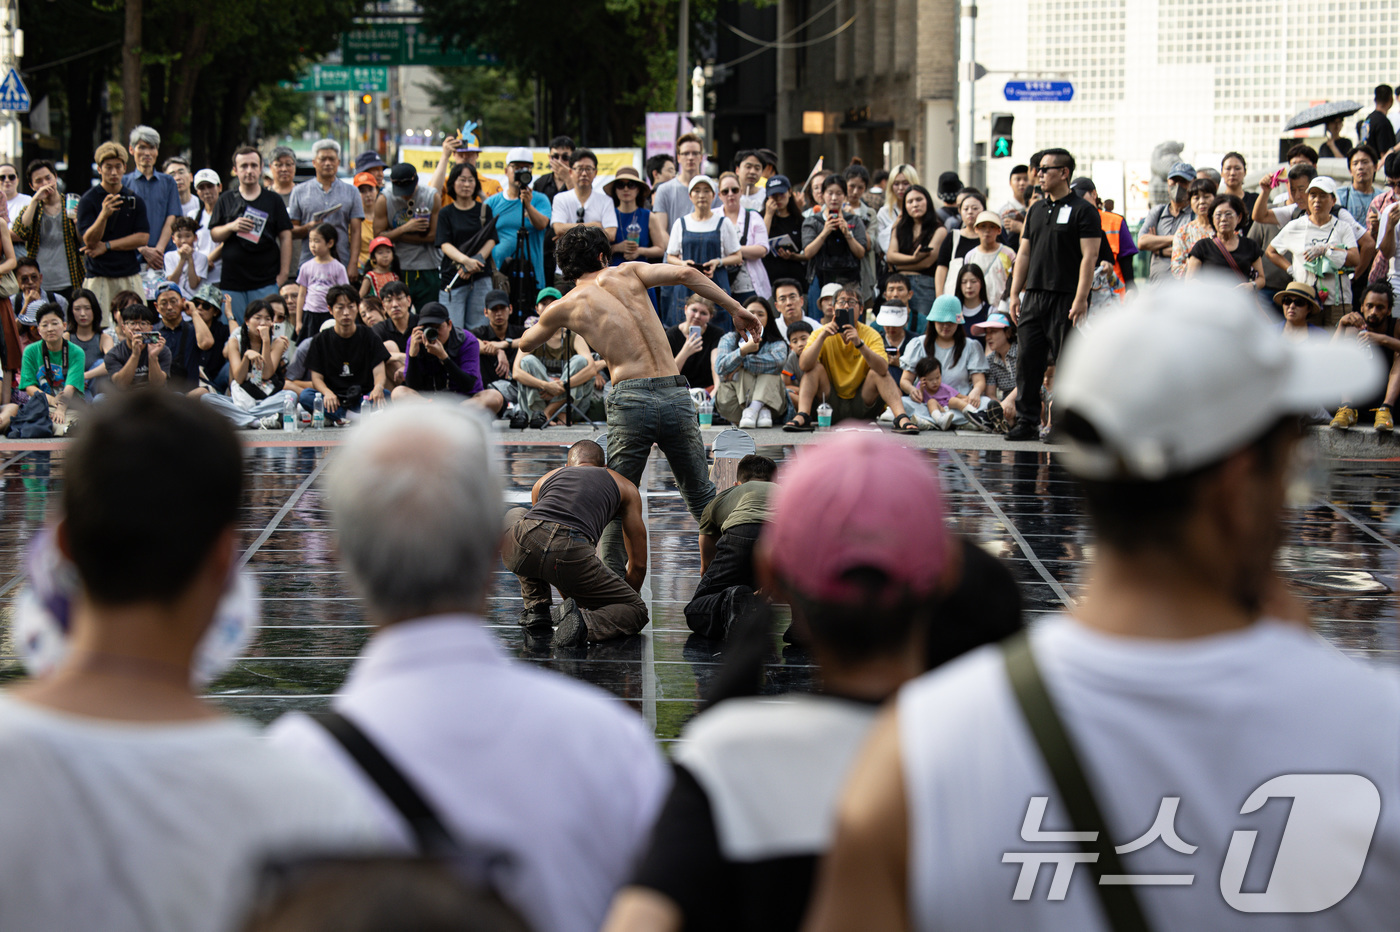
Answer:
[
  {"left": 1006, "top": 422, "right": 1039, "bottom": 442},
  {"left": 554, "top": 599, "right": 588, "bottom": 649},
  {"left": 723, "top": 588, "right": 763, "bottom": 639},
  {"left": 961, "top": 409, "right": 990, "bottom": 432},
  {"left": 509, "top": 409, "right": 529, "bottom": 430},
  {"left": 739, "top": 409, "right": 758, "bottom": 429},
  {"left": 528, "top": 412, "right": 548, "bottom": 430},
  {"left": 877, "top": 408, "right": 895, "bottom": 423},
  {"left": 1330, "top": 406, "right": 1359, "bottom": 430},
  {"left": 257, "top": 412, "right": 282, "bottom": 430},
  {"left": 756, "top": 408, "right": 773, "bottom": 428}
]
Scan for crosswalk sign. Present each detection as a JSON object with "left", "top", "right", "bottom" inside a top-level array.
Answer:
[{"left": 0, "top": 69, "right": 30, "bottom": 113}]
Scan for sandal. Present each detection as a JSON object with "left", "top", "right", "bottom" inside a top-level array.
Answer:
[
  {"left": 891, "top": 413, "right": 920, "bottom": 435},
  {"left": 782, "top": 410, "right": 816, "bottom": 433}
]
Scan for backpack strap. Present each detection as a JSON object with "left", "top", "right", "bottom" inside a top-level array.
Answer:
[{"left": 1001, "top": 631, "right": 1155, "bottom": 932}]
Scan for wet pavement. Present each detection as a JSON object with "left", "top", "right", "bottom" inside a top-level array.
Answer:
[{"left": 0, "top": 440, "right": 1395, "bottom": 743}]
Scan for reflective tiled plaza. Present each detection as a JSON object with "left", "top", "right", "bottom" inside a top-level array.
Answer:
[{"left": 0, "top": 438, "right": 1395, "bottom": 744}]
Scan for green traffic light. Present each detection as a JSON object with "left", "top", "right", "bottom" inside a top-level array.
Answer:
[{"left": 993, "top": 138, "right": 1012, "bottom": 158}]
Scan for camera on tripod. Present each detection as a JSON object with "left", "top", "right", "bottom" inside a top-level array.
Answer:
[{"left": 514, "top": 168, "right": 532, "bottom": 189}]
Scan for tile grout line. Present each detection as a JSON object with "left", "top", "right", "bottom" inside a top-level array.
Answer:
[
  {"left": 947, "top": 450, "right": 1075, "bottom": 607},
  {"left": 1317, "top": 500, "right": 1400, "bottom": 559},
  {"left": 640, "top": 457, "right": 657, "bottom": 734},
  {"left": 0, "top": 451, "right": 30, "bottom": 473},
  {"left": 239, "top": 455, "right": 330, "bottom": 568}
]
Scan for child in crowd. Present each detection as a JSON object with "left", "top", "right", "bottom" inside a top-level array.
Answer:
[
  {"left": 910, "top": 356, "right": 966, "bottom": 430},
  {"left": 781, "top": 319, "right": 813, "bottom": 414},
  {"left": 163, "top": 216, "right": 209, "bottom": 298},
  {"left": 296, "top": 222, "right": 349, "bottom": 340},
  {"left": 360, "top": 236, "right": 401, "bottom": 298}
]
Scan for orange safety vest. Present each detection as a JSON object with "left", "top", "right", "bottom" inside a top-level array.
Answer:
[{"left": 1099, "top": 208, "right": 1125, "bottom": 279}]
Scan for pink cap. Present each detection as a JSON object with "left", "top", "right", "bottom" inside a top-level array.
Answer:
[{"left": 761, "top": 433, "right": 951, "bottom": 602}]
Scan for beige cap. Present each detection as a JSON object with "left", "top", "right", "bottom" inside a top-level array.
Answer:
[{"left": 973, "top": 210, "right": 1003, "bottom": 230}]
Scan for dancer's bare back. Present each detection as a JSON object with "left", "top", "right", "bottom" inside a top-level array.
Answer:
[{"left": 517, "top": 263, "right": 760, "bottom": 383}]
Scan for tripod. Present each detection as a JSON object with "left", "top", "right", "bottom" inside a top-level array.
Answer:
[{"left": 545, "top": 328, "right": 601, "bottom": 427}]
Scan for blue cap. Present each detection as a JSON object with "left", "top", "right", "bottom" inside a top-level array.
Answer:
[
  {"left": 929, "top": 294, "right": 963, "bottom": 324},
  {"left": 153, "top": 280, "right": 181, "bottom": 298},
  {"left": 765, "top": 174, "right": 792, "bottom": 197},
  {"left": 1168, "top": 161, "right": 1196, "bottom": 182}
]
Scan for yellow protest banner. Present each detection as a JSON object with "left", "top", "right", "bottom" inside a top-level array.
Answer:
[{"left": 397, "top": 147, "right": 641, "bottom": 190}]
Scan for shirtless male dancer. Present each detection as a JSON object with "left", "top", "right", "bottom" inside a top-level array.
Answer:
[{"left": 517, "top": 226, "right": 760, "bottom": 576}]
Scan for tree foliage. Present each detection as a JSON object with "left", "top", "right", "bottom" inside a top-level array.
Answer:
[{"left": 420, "top": 67, "right": 535, "bottom": 146}]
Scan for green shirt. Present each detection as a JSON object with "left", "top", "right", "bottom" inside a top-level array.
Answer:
[
  {"left": 20, "top": 340, "right": 86, "bottom": 395},
  {"left": 698, "top": 480, "right": 776, "bottom": 536}
]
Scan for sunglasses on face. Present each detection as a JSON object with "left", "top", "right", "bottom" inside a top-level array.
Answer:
[
  {"left": 0, "top": 174, "right": 15, "bottom": 181},
  {"left": 719, "top": 187, "right": 740, "bottom": 195},
  {"left": 615, "top": 181, "right": 639, "bottom": 190},
  {"left": 1280, "top": 297, "right": 1308, "bottom": 307}
]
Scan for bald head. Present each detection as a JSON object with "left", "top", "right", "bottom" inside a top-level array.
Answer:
[{"left": 567, "top": 439, "right": 606, "bottom": 467}]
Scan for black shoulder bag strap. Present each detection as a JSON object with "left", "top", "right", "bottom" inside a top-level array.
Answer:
[
  {"left": 313, "top": 711, "right": 457, "bottom": 856},
  {"left": 1000, "top": 631, "right": 1155, "bottom": 932}
]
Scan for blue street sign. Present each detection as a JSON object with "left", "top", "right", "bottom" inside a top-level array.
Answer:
[
  {"left": 0, "top": 68, "right": 30, "bottom": 113},
  {"left": 1003, "top": 80, "right": 1074, "bottom": 102}
]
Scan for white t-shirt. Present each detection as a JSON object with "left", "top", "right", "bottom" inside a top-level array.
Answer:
[
  {"left": 550, "top": 189, "right": 618, "bottom": 274},
  {"left": 666, "top": 212, "right": 742, "bottom": 258},
  {"left": 181, "top": 196, "right": 202, "bottom": 218},
  {"left": 0, "top": 694, "right": 385, "bottom": 932},
  {"left": 6, "top": 191, "right": 32, "bottom": 219},
  {"left": 899, "top": 615, "right": 1400, "bottom": 931},
  {"left": 163, "top": 247, "right": 211, "bottom": 299},
  {"left": 1377, "top": 202, "right": 1400, "bottom": 297},
  {"left": 776, "top": 314, "right": 821, "bottom": 339},
  {"left": 1271, "top": 214, "right": 1358, "bottom": 305}
]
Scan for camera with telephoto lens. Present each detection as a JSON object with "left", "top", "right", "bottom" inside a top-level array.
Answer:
[
  {"left": 423, "top": 325, "right": 439, "bottom": 343},
  {"left": 514, "top": 168, "right": 532, "bottom": 189}
]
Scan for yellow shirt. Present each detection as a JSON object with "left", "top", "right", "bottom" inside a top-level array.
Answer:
[{"left": 815, "top": 321, "right": 884, "bottom": 399}]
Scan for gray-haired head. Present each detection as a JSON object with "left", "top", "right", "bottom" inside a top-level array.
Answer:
[
  {"left": 129, "top": 125, "right": 160, "bottom": 149},
  {"left": 311, "top": 138, "right": 341, "bottom": 158},
  {"left": 325, "top": 403, "right": 503, "bottom": 624},
  {"left": 270, "top": 145, "right": 296, "bottom": 164}
]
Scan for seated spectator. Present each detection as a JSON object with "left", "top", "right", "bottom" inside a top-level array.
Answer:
[
  {"left": 102, "top": 289, "right": 145, "bottom": 357},
  {"left": 66, "top": 288, "right": 109, "bottom": 393},
  {"left": 163, "top": 216, "right": 209, "bottom": 298},
  {"left": 770, "top": 277, "right": 819, "bottom": 339},
  {"left": 816, "top": 281, "right": 841, "bottom": 319},
  {"left": 666, "top": 294, "right": 724, "bottom": 394},
  {"left": 783, "top": 283, "right": 914, "bottom": 433},
  {"left": 714, "top": 297, "right": 787, "bottom": 428},
  {"left": 372, "top": 282, "right": 418, "bottom": 384},
  {"left": 203, "top": 298, "right": 297, "bottom": 429},
  {"left": 1266, "top": 176, "right": 1360, "bottom": 327},
  {"left": 1170, "top": 177, "right": 1219, "bottom": 278},
  {"left": 358, "top": 295, "right": 386, "bottom": 329},
  {"left": 393, "top": 302, "right": 503, "bottom": 417},
  {"left": 974, "top": 312, "right": 1019, "bottom": 429},
  {"left": 302, "top": 284, "right": 389, "bottom": 423},
  {"left": 19, "top": 302, "right": 83, "bottom": 428},
  {"left": 0, "top": 391, "right": 382, "bottom": 932},
  {"left": 952, "top": 264, "right": 994, "bottom": 342},
  {"left": 269, "top": 405, "right": 668, "bottom": 932},
  {"left": 872, "top": 299, "right": 915, "bottom": 389},
  {"left": 104, "top": 302, "right": 171, "bottom": 390},
  {"left": 470, "top": 289, "right": 526, "bottom": 423},
  {"left": 908, "top": 356, "right": 972, "bottom": 431},
  {"left": 900, "top": 295, "right": 998, "bottom": 431},
  {"left": 1274, "top": 281, "right": 1326, "bottom": 344},
  {"left": 502, "top": 438, "right": 649, "bottom": 649},
  {"left": 1185, "top": 193, "right": 1266, "bottom": 288},
  {"left": 16, "top": 257, "right": 69, "bottom": 315},
  {"left": 190, "top": 285, "right": 233, "bottom": 391},
  {"left": 152, "top": 281, "right": 216, "bottom": 394},
  {"left": 512, "top": 318, "right": 597, "bottom": 429},
  {"left": 606, "top": 432, "right": 989, "bottom": 932},
  {"left": 1330, "top": 281, "right": 1400, "bottom": 432},
  {"left": 683, "top": 453, "right": 776, "bottom": 638},
  {"left": 781, "top": 320, "right": 812, "bottom": 414},
  {"left": 295, "top": 222, "right": 350, "bottom": 339},
  {"left": 800, "top": 175, "right": 867, "bottom": 294}
]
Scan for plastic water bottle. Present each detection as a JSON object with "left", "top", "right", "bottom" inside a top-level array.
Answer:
[
  {"left": 626, "top": 219, "right": 641, "bottom": 243},
  {"left": 698, "top": 395, "right": 713, "bottom": 427},
  {"left": 817, "top": 401, "right": 833, "bottom": 429},
  {"left": 140, "top": 268, "right": 164, "bottom": 301},
  {"left": 312, "top": 394, "right": 325, "bottom": 430},
  {"left": 361, "top": 393, "right": 372, "bottom": 414},
  {"left": 282, "top": 393, "right": 297, "bottom": 432}
]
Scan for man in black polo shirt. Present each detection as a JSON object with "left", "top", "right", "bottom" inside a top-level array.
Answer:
[{"left": 1005, "top": 147, "right": 1100, "bottom": 442}]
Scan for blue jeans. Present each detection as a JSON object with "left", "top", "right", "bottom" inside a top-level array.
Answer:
[
  {"left": 226, "top": 284, "right": 280, "bottom": 326},
  {"left": 298, "top": 388, "right": 361, "bottom": 423},
  {"left": 600, "top": 376, "right": 716, "bottom": 577},
  {"left": 440, "top": 276, "right": 491, "bottom": 331},
  {"left": 202, "top": 389, "right": 298, "bottom": 429},
  {"left": 907, "top": 272, "right": 936, "bottom": 333}
]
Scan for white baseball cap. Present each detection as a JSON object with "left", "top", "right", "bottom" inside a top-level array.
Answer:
[
  {"left": 505, "top": 147, "right": 534, "bottom": 166},
  {"left": 875, "top": 304, "right": 909, "bottom": 327},
  {"left": 193, "top": 169, "right": 220, "bottom": 187},
  {"left": 687, "top": 174, "right": 716, "bottom": 194},
  {"left": 1307, "top": 175, "right": 1338, "bottom": 196},
  {"left": 1054, "top": 278, "right": 1382, "bottom": 480},
  {"left": 820, "top": 282, "right": 844, "bottom": 300}
]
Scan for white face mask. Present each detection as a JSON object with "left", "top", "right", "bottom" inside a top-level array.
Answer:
[{"left": 13, "top": 527, "right": 259, "bottom": 687}]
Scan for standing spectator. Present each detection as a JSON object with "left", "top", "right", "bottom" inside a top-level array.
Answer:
[
  {"left": 427, "top": 133, "right": 501, "bottom": 207},
  {"left": 799, "top": 175, "right": 866, "bottom": 295},
  {"left": 1169, "top": 177, "right": 1219, "bottom": 278},
  {"left": 681, "top": 452, "right": 776, "bottom": 638},
  {"left": 932, "top": 189, "right": 987, "bottom": 294},
  {"left": 933, "top": 172, "right": 963, "bottom": 226},
  {"left": 875, "top": 163, "right": 920, "bottom": 256},
  {"left": 843, "top": 164, "right": 878, "bottom": 300},
  {"left": 77, "top": 141, "right": 149, "bottom": 317},
  {"left": 209, "top": 147, "right": 293, "bottom": 325},
  {"left": 607, "top": 167, "right": 667, "bottom": 269},
  {"left": 303, "top": 283, "right": 389, "bottom": 422},
  {"left": 373, "top": 163, "right": 441, "bottom": 311},
  {"left": 296, "top": 223, "right": 350, "bottom": 339},
  {"left": 805, "top": 284, "right": 1398, "bottom": 932},
  {"left": 734, "top": 149, "right": 766, "bottom": 211},
  {"left": 1005, "top": 147, "right": 1100, "bottom": 441},
  {"left": 353, "top": 173, "right": 380, "bottom": 266},
  {"left": 162, "top": 217, "right": 208, "bottom": 298},
  {"left": 268, "top": 146, "right": 298, "bottom": 208},
  {"left": 1186, "top": 194, "right": 1266, "bottom": 288},
  {"left": 1266, "top": 175, "right": 1359, "bottom": 327},
  {"left": 269, "top": 404, "right": 668, "bottom": 932},
  {"left": 1070, "top": 177, "right": 1138, "bottom": 290},
  {"left": 164, "top": 157, "right": 198, "bottom": 218},
  {"left": 13, "top": 159, "right": 83, "bottom": 303},
  {"left": 191, "top": 169, "right": 224, "bottom": 286},
  {"left": 771, "top": 277, "right": 819, "bottom": 338},
  {"left": 760, "top": 175, "right": 806, "bottom": 288},
  {"left": 550, "top": 149, "right": 618, "bottom": 279},
  {"left": 1219, "top": 151, "right": 1257, "bottom": 236},
  {"left": 665, "top": 176, "right": 741, "bottom": 326},
  {"left": 533, "top": 135, "right": 576, "bottom": 203},
  {"left": 1359, "top": 84, "right": 1397, "bottom": 157},
  {"left": 646, "top": 152, "right": 677, "bottom": 191},
  {"left": 865, "top": 167, "right": 888, "bottom": 211},
  {"left": 949, "top": 211, "right": 1017, "bottom": 308},
  {"left": 0, "top": 161, "right": 30, "bottom": 221},
  {"left": 436, "top": 162, "right": 496, "bottom": 330},
  {"left": 122, "top": 126, "right": 181, "bottom": 270},
  {"left": 288, "top": 139, "right": 363, "bottom": 275},
  {"left": 713, "top": 296, "right": 786, "bottom": 427},
  {"left": 885, "top": 184, "right": 939, "bottom": 331},
  {"left": 653, "top": 134, "right": 706, "bottom": 322},
  {"left": 665, "top": 294, "right": 724, "bottom": 394},
  {"left": 1321, "top": 115, "right": 1354, "bottom": 161},
  {"left": 502, "top": 438, "right": 650, "bottom": 647},
  {"left": 717, "top": 171, "right": 770, "bottom": 303},
  {"left": 1138, "top": 160, "right": 1196, "bottom": 282},
  {"left": 354, "top": 150, "right": 387, "bottom": 188},
  {"left": 0, "top": 391, "right": 384, "bottom": 932},
  {"left": 998, "top": 163, "right": 1031, "bottom": 240},
  {"left": 487, "top": 147, "right": 552, "bottom": 311}
]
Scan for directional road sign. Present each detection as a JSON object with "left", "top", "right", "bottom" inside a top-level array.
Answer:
[
  {"left": 342, "top": 25, "right": 496, "bottom": 67},
  {"left": 0, "top": 69, "right": 31, "bottom": 113},
  {"left": 1003, "top": 80, "right": 1074, "bottom": 102},
  {"left": 278, "top": 66, "right": 389, "bottom": 93}
]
